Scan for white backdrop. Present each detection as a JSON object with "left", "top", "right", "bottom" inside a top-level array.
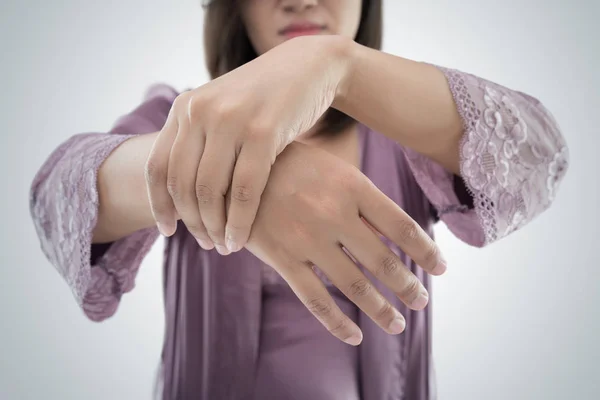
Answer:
[{"left": 1, "top": 0, "right": 598, "bottom": 399}]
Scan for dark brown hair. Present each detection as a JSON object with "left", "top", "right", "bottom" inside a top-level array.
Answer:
[{"left": 202, "top": 0, "right": 382, "bottom": 136}]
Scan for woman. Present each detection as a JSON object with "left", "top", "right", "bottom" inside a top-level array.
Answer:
[{"left": 29, "top": 0, "right": 569, "bottom": 399}]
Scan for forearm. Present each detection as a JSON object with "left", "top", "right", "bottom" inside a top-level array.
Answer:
[
  {"left": 332, "top": 38, "right": 462, "bottom": 175},
  {"left": 328, "top": 37, "right": 569, "bottom": 249},
  {"left": 92, "top": 132, "right": 159, "bottom": 243}
]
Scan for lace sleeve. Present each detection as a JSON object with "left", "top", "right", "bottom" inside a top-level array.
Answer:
[
  {"left": 401, "top": 64, "right": 569, "bottom": 247},
  {"left": 29, "top": 84, "right": 178, "bottom": 321}
]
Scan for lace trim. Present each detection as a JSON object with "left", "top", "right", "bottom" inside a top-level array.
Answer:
[
  {"left": 435, "top": 65, "right": 569, "bottom": 245},
  {"left": 30, "top": 84, "right": 180, "bottom": 320},
  {"left": 30, "top": 134, "right": 135, "bottom": 307}
]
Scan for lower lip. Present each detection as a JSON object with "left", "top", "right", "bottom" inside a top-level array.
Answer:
[{"left": 282, "top": 28, "right": 323, "bottom": 39}]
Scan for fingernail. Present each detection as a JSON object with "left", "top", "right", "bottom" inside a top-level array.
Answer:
[
  {"left": 196, "top": 238, "right": 214, "bottom": 250},
  {"left": 411, "top": 290, "right": 429, "bottom": 310},
  {"left": 432, "top": 257, "right": 447, "bottom": 275},
  {"left": 215, "top": 244, "right": 230, "bottom": 256},
  {"left": 226, "top": 238, "right": 239, "bottom": 253},
  {"left": 388, "top": 318, "right": 406, "bottom": 335},
  {"left": 343, "top": 332, "right": 363, "bottom": 346}
]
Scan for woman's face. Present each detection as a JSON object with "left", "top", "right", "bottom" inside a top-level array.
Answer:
[{"left": 240, "top": 0, "right": 363, "bottom": 55}]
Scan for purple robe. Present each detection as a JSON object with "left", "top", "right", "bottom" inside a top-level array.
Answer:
[{"left": 29, "top": 63, "right": 569, "bottom": 399}]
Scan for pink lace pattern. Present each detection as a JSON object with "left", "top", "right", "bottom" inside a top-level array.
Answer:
[
  {"left": 29, "top": 84, "right": 176, "bottom": 321},
  {"left": 30, "top": 64, "right": 570, "bottom": 316},
  {"left": 264, "top": 64, "right": 569, "bottom": 284},
  {"left": 403, "top": 63, "right": 569, "bottom": 246},
  {"left": 29, "top": 133, "right": 137, "bottom": 314}
]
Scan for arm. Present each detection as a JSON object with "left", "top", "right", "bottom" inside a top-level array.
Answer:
[
  {"left": 331, "top": 37, "right": 569, "bottom": 246},
  {"left": 93, "top": 131, "right": 159, "bottom": 243},
  {"left": 333, "top": 38, "right": 464, "bottom": 174},
  {"left": 29, "top": 84, "right": 177, "bottom": 321}
]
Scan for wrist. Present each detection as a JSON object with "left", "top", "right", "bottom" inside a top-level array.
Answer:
[{"left": 325, "top": 35, "right": 358, "bottom": 111}]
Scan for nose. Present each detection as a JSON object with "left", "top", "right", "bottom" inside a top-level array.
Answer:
[{"left": 281, "top": 0, "right": 318, "bottom": 13}]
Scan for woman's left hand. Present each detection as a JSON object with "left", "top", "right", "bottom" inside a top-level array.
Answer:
[
  {"left": 239, "top": 141, "right": 446, "bottom": 344},
  {"left": 149, "top": 35, "right": 352, "bottom": 254}
]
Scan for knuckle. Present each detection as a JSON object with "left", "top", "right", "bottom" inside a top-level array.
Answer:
[
  {"left": 422, "top": 241, "right": 440, "bottom": 268},
  {"left": 225, "top": 222, "right": 246, "bottom": 234},
  {"left": 306, "top": 297, "right": 333, "bottom": 320},
  {"left": 166, "top": 176, "right": 182, "bottom": 201},
  {"left": 171, "top": 95, "right": 184, "bottom": 110},
  {"left": 375, "top": 301, "right": 396, "bottom": 322},
  {"left": 232, "top": 184, "right": 253, "bottom": 203},
  {"left": 377, "top": 254, "right": 402, "bottom": 277},
  {"left": 205, "top": 228, "right": 225, "bottom": 244},
  {"left": 187, "top": 93, "right": 207, "bottom": 122},
  {"left": 226, "top": 221, "right": 251, "bottom": 236},
  {"left": 328, "top": 318, "right": 350, "bottom": 337},
  {"left": 397, "top": 278, "right": 421, "bottom": 300},
  {"left": 195, "top": 184, "right": 215, "bottom": 205},
  {"left": 185, "top": 222, "right": 205, "bottom": 237},
  {"left": 246, "top": 119, "right": 273, "bottom": 141},
  {"left": 397, "top": 219, "right": 419, "bottom": 242},
  {"left": 347, "top": 278, "right": 372, "bottom": 298},
  {"left": 213, "top": 99, "right": 243, "bottom": 124},
  {"left": 172, "top": 92, "right": 191, "bottom": 112},
  {"left": 144, "top": 159, "right": 163, "bottom": 186}
]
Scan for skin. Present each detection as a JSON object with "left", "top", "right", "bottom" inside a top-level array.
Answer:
[
  {"left": 240, "top": 0, "right": 362, "bottom": 61},
  {"left": 243, "top": 141, "right": 443, "bottom": 345},
  {"left": 139, "top": 0, "right": 463, "bottom": 344},
  {"left": 240, "top": 0, "right": 361, "bottom": 142}
]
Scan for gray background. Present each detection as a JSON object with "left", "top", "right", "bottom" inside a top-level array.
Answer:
[{"left": 1, "top": 0, "right": 598, "bottom": 399}]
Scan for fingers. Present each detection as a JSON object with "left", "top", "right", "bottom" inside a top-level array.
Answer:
[
  {"left": 357, "top": 179, "right": 447, "bottom": 276},
  {"left": 196, "top": 134, "right": 236, "bottom": 255},
  {"left": 310, "top": 246, "right": 407, "bottom": 335},
  {"left": 145, "top": 109, "right": 179, "bottom": 237},
  {"left": 340, "top": 220, "right": 429, "bottom": 311},
  {"left": 224, "top": 140, "right": 273, "bottom": 253},
  {"left": 166, "top": 117, "right": 213, "bottom": 250},
  {"left": 277, "top": 258, "right": 364, "bottom": 346}
]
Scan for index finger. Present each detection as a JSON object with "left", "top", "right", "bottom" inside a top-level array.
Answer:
[
  {"left": 145, "top": 108, "right": 179, "bottom": 237},
  {"left": 356, "top": 179, "right": 447, "bottom": 275}
]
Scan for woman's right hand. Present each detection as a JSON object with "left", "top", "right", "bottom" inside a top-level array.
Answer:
[
  {"left": 143, "top": 36, "right": 349, "bottom": 255},
  {"left": 242, "top": 141, "right": 447, "bottom": 346}
]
